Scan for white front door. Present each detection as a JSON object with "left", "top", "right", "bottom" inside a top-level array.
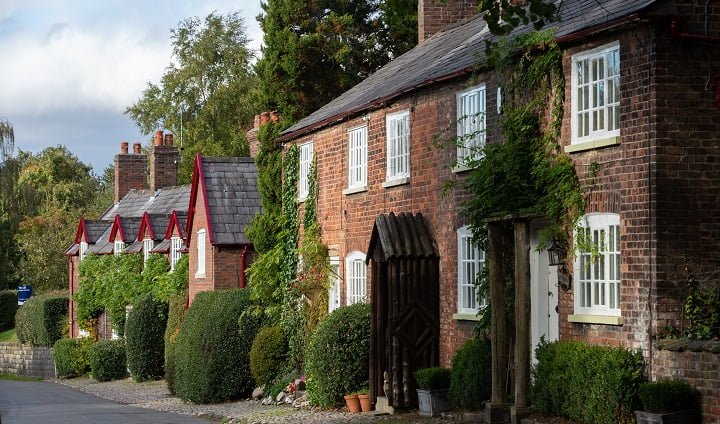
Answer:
[{"left": 530, "top": 223, "right": 559, "bottom": 363}]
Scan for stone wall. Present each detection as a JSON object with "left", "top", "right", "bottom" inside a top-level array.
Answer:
[{"left": 0, "top": 342, "right": 55, "bottom": 379}]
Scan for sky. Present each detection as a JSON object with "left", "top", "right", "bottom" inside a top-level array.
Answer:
[{"left": 0, "top": 0, "right": 264, "bottom": 175}]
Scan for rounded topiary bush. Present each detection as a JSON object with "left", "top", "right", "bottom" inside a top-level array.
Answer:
[
  {"left": 53, "top": 337, "right": 94, "bottom": 378},
  {"left": 250, "top": 326, "right": 288, "bottom": 388},
  {"left": 449, "top": 337, "right": 491, "bottom": 410},
  {"left": 304, "top": 303, "right": 370, "bottom": 406},
  {"left": 164, "top": 294, "right": 187, "bottom": 395},
  {"left": 126, "top": 294, "right": 168, "bottom": 382},
  {"left": 173, "top": 289, "right": 260, "bottom": 404},
  {"left": 91, "top": 340, "right": 127, "bottom": 382},
  {"left": 15, "top": 293, "right": 68, "bottom": 346}
]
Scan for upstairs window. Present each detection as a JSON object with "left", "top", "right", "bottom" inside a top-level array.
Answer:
[
  {"left": 79, "top": 241, "right": 88, "bottom": 261},
  {"left": 386, "top": 110, "right": 410, "bottom": 182},
  {"left": 196, "top": 229, "right": 206, "bottom": 278},
  {"left": 298, "top": 142, "right": 314, "bottom": 200},
  {"left": 457, "top": 85, "right": 486, "bottom": 164},
  {"left": 571, "top": 42, "right": 620, "bottom": 144},
  {"left": 346, "top": 251, "right": 367, "bottom": 305},
  {"left": 114, "top": 240, "right": 125, "bottom": 256},
  {"left": 143, "top": 238, "right": 154, "bottom": 266},
  {"left": 170, "top": 236, "right": 183, "bottom": 271},
  {"left": 347, "top": 126, "right": 368, "bottom": 190},
  {"left": 457, "top": 226, "right": 487, "bottom": 314}
]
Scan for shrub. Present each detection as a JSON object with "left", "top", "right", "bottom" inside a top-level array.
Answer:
[
  {"left": 91, "top": 340, "right": 127, "bottom": 382},
  {"left": 531, "top": 340, "right": 644, "bottom": 424},
  {"left": 449, "top": 337, "right": 491, "bottom": 410},
  {"left": 53, "top": 337, "right": 94, "bottom": 378},
  {"left": 304, "top": 303, "right": 370, "bottom": 407},
  {"left": 638, "top": 380, "right": 695, "bottom": 413},
  {"left": 0, "top": 290, "right": 18, "bottom": 331},
  {"left": 126, "top": 294, "right": 168, "bottom": 382},
  {"left": 15, "top": 293, "right": 68, "bottom": 346},
  {"left": 173, "top": 289, "right": 260, "bottom": 403},
  {"left": 414, "top": 367, "right": 451, "bottom": 390},
  {"left": 250, "top": 326, "right": 288, "bottom": 388},
  {"left": 164, "top": 294, "right": 186, "bottom": 394}
]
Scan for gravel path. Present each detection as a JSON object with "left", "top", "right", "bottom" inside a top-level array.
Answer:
[{"left": 55, "top": 378, "right": 451, "bottom": 424}]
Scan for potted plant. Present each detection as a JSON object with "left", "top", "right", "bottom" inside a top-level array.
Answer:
[
  {"left": 635, "top": 380, "right": 696, "bottom": 424},
  {"left": 414, "top": 367, "right": 452, "bottom": 417},
  {"left": 344, "top": 393, "right": 361, "bottom": 413},
  {"left": 356, "top": 388, "right": 372, "bottom": 412}
]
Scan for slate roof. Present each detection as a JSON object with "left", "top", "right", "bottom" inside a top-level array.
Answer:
[
  {"left": 152, "top": 239, "right": 172, "bottom": 253},
  {"left": 87, "top": 226, "right": 113, "bottom": 255},
  {"left": 101, "top": 185, "right": 190, "bottom": 220},
  {"left": 142, "top": 214, "right": 172, "bottom": 241},
  {"left": 115, "top": 217, "right": 143, "bottom": 243},
  {"left": 125, "top": 241, "right": 144, "bottom": 254},
  {"left": 192, "top": 156, "right": 263, "bottom": 245},
  {"left": 367, "top": 212, "right": 439, "bottom": 262},
  {"left": 279, "top": 0, "right": 657, "bottom": 141},
  {"left": 83, "top": 221, "right": 109, "bottom": 243}
]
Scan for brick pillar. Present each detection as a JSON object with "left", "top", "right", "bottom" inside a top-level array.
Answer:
[
  {"left": 418, "top": 0, "right": 478, "bottom": 43},
  {"left": 150, "top": 130, "right": 179, "bottom": 192},
  {"left": 114, "top": 142, "right": 147, "bottom": 203}
]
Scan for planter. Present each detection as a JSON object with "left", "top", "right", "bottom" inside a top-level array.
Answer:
[
  {"left": 358, "top": 393, "right": 372, "bottom": 412},
  {"left": 634, "top": 410, "right": 696, "bottom": 424},
  {"left": 417, "top": 388, "right": 451, "bottom": 417},
  {"left": 344, "top": 394, "right": 361, "bottom": 413}
]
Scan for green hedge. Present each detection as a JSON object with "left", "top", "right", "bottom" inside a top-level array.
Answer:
[
  {"left": 164, "top": 294, "right": 186, "bottom": 394},
  {"left": 173, "top": 289, "right": 260, "bottom": 403},
  {"left": 250, "top": 326, "right": 288, "bottom": 388},
  {"left": 91, "top": 340, "right": 127, "bottom": 382},
  {"left": 15, "top": 293, "right": 68, "bottom": 346},
  {"left": 0, "top": 290, "right": 18, "bottom": 331},
  {"left": 53, "top": 337, "right": 94, "bottom": 378},
  {"left": 449, "top": 337, "right": 491, "bottom": 410},
  {"left": 126, "top": 295, "right": 168, "bottom": 382},
  {"left": 304, "top": 303, "right": 371, "bottom": 407},
  {"left": 531, "top": 340, "right": 644, "bottom": 424}
]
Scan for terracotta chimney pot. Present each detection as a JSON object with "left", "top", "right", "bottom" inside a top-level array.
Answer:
[
  {"left": 270, "top": 111, "right": 280, "bottom": 122},
  {"left": 254, "top": 114, "right": 261, "bottom": 129},
  {"left": 164, "top": 133, "right": 174, "bottom": 146},
  {"left": 154, "top": 130, "right": 163, "bottom": 146},
  {"left": 133, "top": 143, "right": 142, "bottom": 154},
  {"left": 260, "top": 112, "right": 270, "bottom": 125},
  {"left": 120, "top": 141, "right": 129, "bottom": 154}
]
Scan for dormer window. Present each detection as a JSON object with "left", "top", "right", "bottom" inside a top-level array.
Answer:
[
  {"left": 114, "top": 240, "right": 125, "bottom": 256},
  {"left": 170, "top": 236, "right": 183, "bottom": 271},
  {"left": 143, "top": 238, "right": 154, "bottom": 265},
  {"left": 79, "top": 241, "right": 88, "bottom": 261}
]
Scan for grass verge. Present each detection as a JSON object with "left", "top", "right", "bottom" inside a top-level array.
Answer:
[{"left": 0, "top": 328, "right": 16, "bottom": 342}]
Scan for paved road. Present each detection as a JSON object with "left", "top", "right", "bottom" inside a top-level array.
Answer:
[{"left": 0, "top": 380, "right": 213, "bottom": 424}]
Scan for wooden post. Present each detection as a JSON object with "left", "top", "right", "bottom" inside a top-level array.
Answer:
[
  {"left": 514, "top": 220, "right": 531, "bottom": 409},
  {"left": 488, "top": 222, "right": 507, "bottom": 404}
]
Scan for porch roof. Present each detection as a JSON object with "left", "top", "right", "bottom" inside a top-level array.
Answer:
[{"left": 367, "top": 212, "right": 438, "bottom": 263}]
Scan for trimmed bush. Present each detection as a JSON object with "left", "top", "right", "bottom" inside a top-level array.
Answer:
[
  {"left": 0, "top": 290, "right": 18, "bottom": 331},
  {"left": 53, "top": 337, "right": 94, "bottom": 378},
  {"left": 250, "top": 326, "right": 288, "bottom": 388},
  {"left": 449, "top": 337, "right": 491, "bottom": 410},
  {"left": 126, "top": 294, "right": 168, "bottom": 382},
  {"left": 531, "top": 340, "right": 644, "bottom": 424},
  {"left": 173, "top": 289, "right": 260, "bottom": 403},
  {"left": 91, "top": 340, "right": 127, "bottom": 382},
  {"left": 164, "top": 294, "right": 186, "bottom": 394},
  {"left": 304, "top": 303, "right": 371, "bottom": 407},
  {"left": 15, "top": 293, "right": 68, "bottom": 346},
  {"left": 415, "top": 367, "right": 451, "bottom": 390},
  {"left": 638, "top": 380, "right": 695, "bottom": 413}
]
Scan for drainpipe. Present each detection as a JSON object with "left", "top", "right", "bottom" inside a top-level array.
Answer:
[{"left": 240, "top": 245, "right": 250, "bottom": 288}]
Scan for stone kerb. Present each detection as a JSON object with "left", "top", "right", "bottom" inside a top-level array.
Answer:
[{"left": 0, "top": 342, "right": 56, "bottom": 379}]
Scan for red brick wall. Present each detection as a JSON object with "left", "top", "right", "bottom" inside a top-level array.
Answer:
[
  {"left": 188, "top": 185, "right": 213, "bottom": 304},
  {"left": 150, "top": 145, "right": 179, "bottom": 192},
  {"left": 212, "top": 245, "right": 244, "bottom": 290},
  {"left": 68, "top": 256, "right": 80, "bottom": 338},
  {"left": 418, "top": 0, "right": 478, "bottom": 43},
  {"left": 114, "top": 152, "right": 147, "bottom": 203}
]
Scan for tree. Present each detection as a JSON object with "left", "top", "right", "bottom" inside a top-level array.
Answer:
[
  {"left": 0, "top": 119, "right": 21, "bottom": 290},
  {"left": 255, "top": 0, "right": 418, "bottom": 123},
  {"left": 478, "top": 0, "right": 557, "bottom": 36},
  {"left": 126, "top": 12, "right": 258, "bottom": 182}
]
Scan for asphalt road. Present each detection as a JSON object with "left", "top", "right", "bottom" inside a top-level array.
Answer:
[{"left": 0, "top": 380, "right": 213, "bottom": 424}]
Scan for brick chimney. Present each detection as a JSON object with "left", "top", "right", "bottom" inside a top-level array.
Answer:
[
  {"left": 115, "top": 141, "right": 147, "bottom": 203},
  {"left": 150, "top": 130, "right": 179, "bottom": 192},
  {"left": 247, "top": 111, "right": 281, "bottom": 158},
  {"left": 418, "top": 0, "right": 478, "bottom": 43}
]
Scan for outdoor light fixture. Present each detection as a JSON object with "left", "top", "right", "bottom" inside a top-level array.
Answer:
[{"left": 547, "top": 238, "right": 566, "bottom": 267}]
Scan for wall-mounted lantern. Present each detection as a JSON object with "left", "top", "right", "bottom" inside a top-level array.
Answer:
[{"left": 547, "top": 238, "right": 567, "bottom": 267}]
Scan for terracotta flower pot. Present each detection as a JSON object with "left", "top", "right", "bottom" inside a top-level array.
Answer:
[
  {"left": 344, "top": 394, "right": 361, "bottom": 413},
  {"left": 358, "top": 393, "right": 372, "bottom": 412}
]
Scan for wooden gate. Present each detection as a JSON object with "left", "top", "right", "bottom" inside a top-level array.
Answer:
[{"left": 367, "top": 212, "right": 439, "bottom": 409}]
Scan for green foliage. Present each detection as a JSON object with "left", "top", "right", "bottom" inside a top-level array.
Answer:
[
  {"left": 249, "top": 326, "right": 288, "bottom": 388},
  {"left": 0, "top": 290, "right": 18, "bottom": 331},
  {"left": 684, "top": 284, "right": 720, "bottom": 340},
  {"left": 531, "top": 340, "right": 644, "bottom": 424},
  {"left": 53, "top": 337, "right": 94, "bottom": 378},
  {"left": 478, "top": 0, "right": 557, "bottom": 36},
  {"left": 638, "top": 380, "right": 695, "bottom": 413},
  {"left": 164, "top": 294, "right": 187, "bottom": 395},
  {"left": 304, "top": 303, "right": 371, "bottom": 407},
  {"left": 449, "top": 337, "right": 491, "bottom": 409},
  {"left": 414, "top": 367, "right": 451, "bottom": 390},
  {"left": 15, "top": 293, "right": 68, "bottom": 346},
  {"left": 154, "top": 255, "right": 189, "bottom": 301},
  {"left": 126, "top": 295, "right": 168, "bottom": 382},
  {"left": 173, "top": 289, "right": 260, "bottom": 403},
  {"left": 126, "top": 12, "right": 255, "bottom": 182},
  {"left": 90, "top": 340, "right": 128, "bottom": 382}
]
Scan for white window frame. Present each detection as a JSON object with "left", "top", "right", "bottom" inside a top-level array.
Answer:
[
  {"left": 143, "top": 238, "right": 154, "bottom": 266},
  {"left": 328, "top": 256, "right": 341, "bottom": 313},
  {"left": 574, "top": 213, "right": 621, "bottom": 317},
  {"left": 79, "top": 241, "right": 88, "bottom": 261},
  {"left": 571, "top": 41, "right": 620, "bottom": 144},
  {"left": 113, "top": 240, "right": 125, "bottom": 256},
  {"left": 347, "top": 126, "right": 368, "bottom": 190},
  {"left": 170, "top": 236, "right": 182, "bottom": 271},
  {"left": 298, "top": 142, "right": 314, "bottom": 201},
  {"left": 457, "top": 226, "right": 487, "bottom": 314},
  {"left": 385, "top": 110, "right": 410, "bottom": 183},
  {"left": 457, "top": 84, "right": 486, "bottom": 163},
  {"left": 196, "top": 229, "right": 206, "bottom": 278},
  {"left": 345, "top": 251, "right": 367, "bottom": 305}
]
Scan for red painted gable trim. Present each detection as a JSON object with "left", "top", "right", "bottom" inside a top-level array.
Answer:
[
  {"left": 136, "top": 212, "right": 154, "bottom": 241},
  {"left": 74, "top": 218, "right": 87, "bottom": 243},
  {"left": 108, "top": 215, "right": 125, "bottom": 243},
  {"left": 164, "top": 210, "right": 186, "bottom": 240},
  {"left": 186, "top": 154, "right": 216, "bottom": 246}
]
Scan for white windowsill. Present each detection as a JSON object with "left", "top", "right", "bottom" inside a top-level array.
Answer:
[
  {"left": 453, "top": 313, "right": 481, "bottom": 321},
  {"left": 382, "top": 177, "right": 410, "bottom": 188},
  {"left": 297, "top": 196, "right": 307, "bottom": 204},
  {"left": 568, "top": 314, "right": 624, "bottom": 326},
  {"left": 452, "top": 163, "right": 474, "bottom": 173},
  {"left": 195, "top": 273, "right": 206, "bottom": 279},
  {"left": 564, "top": 136, "right": 620, "bottom": 153},
  {"left": 342, "top": 185, "right": 367, "bottom": 195}
]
